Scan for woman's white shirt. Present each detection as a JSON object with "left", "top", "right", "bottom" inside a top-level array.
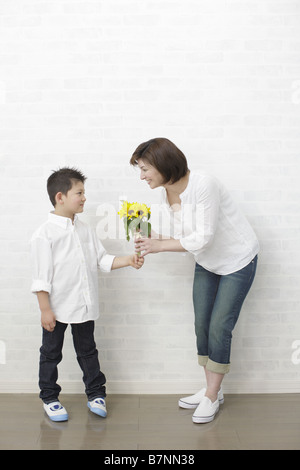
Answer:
[{"left": 159, "top": 171, "right": 259, "bottom": 275}]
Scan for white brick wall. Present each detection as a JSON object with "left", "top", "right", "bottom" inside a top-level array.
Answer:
[{"left": 1, "top": 0, "right": 300, "bottom": 394}]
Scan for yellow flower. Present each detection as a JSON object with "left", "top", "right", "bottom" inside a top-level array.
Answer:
[
  {"left": 129, "top": 203, "right": 151, "bottom": 219},
  {"left": 118, "top": 201, "right": 131, "bottom": 219},
  {"left": 118, "top": 201, "right": 150, "bottom": 220},
  {"left": 118, "top": 200, "right": 151, "bottom": 241}
]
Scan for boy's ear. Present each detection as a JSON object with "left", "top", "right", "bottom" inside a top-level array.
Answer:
[{"left": 55, "top": 192, "right": 64, "bottom": 205}]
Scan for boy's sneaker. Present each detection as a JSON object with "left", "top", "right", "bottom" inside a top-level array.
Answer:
[
  {"left": 178, "top": 387, "right": 224, "bottom": 409},
  {"left": 43, "top": 401, "right": 68, "bottom": 422},
  {"left": 87, "top": 397, "right": 107, "bottom": 418}
]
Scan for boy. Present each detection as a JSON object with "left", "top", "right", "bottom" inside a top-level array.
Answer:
[{"left": 30, "top": 167, "right": 143, "bottom": 422}]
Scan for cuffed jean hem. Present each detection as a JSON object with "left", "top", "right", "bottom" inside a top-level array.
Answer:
[{"left": 198, "top": 355, "right": 230, "bottom": 375}]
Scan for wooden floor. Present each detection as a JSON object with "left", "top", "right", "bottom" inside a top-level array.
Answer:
[{"left": 0, "top": 393, "right": 299, "bottom": 450}]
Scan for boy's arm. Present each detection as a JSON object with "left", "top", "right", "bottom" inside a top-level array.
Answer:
[
  {"left": 30, "top": 235, "right": 56, "bottom": 330},
  {"left": 92, "top": 230, "right": 144, "bottom": 271},
  {"left": 111, "top": 254, "right": 144, "bottom": 270},
  {"left": 36, "top": 291, "right": 56, "bottom": 332},
  {"left": 30, "top": 235, "right": 53, "bottom": 294}
]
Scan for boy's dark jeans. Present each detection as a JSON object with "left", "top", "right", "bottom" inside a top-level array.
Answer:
[{"left": 39, "top": 320, "right": 106, "bottom": 404}]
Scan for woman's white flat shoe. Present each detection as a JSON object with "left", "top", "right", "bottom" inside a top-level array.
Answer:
[
  {"left": 192, "top": 396, "right": 219, "bottom": 423},
  {"left": 178, "top": 388, "right": 224, "bottom": 409}
]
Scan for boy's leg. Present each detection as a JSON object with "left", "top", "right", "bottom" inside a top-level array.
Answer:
[
  {"left": 71, "top": 321, "right": 106, "bottom": 400},
  {"left": 39, "top": 321, "right": 67, "bottom": 404}
]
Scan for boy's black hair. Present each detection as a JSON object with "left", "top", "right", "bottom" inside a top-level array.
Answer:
[{"left": 47, "top": 167, "right": 87, "bottom": 207}]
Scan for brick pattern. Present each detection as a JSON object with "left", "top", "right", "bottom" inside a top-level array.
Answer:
[{"left": 0, "top": 0, "right": 300, "bottom": 393}]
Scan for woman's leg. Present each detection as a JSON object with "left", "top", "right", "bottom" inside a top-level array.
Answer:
[
  {"left": 205, "top": 256, "right": 258, "bottom": 380},
  {"left": 180, "top": 257, "right": 257, "bottom": 413},
  {"left": 204, "top": 367, "right": 224, "bottom": 403},
  {"left": 192, "top": 257, "right": 257, "bottom": 423},
  {"left": 192, "top": 263, "right": 220, "bottom": 366}
]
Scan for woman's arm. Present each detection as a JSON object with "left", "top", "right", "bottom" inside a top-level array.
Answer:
[
  {"left": 135, "top": 237, "right": 186, "bottom": 257},
  {"left": 136, "top": 177, "right": 220, "bottom": 257}
]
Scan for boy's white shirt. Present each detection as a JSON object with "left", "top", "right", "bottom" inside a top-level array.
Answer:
[{"left": 30, "top": 212, "right": 115, "bottom": 324}]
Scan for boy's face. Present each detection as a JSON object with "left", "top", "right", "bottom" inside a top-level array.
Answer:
[{"left": 56, "top": 180, "right": 86, "bottom": 217}]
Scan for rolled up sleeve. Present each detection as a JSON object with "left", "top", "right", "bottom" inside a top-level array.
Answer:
[
  {"left": 99, "top": 253, "right": 115, "bottom": 272},
  {"left": 30, "top": 236, "right": 53, "bottom": 294}
]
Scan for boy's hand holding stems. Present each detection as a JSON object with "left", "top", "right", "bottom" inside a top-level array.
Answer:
[{"left": 112, "top": 252, "right": 144, "bottom": 270}]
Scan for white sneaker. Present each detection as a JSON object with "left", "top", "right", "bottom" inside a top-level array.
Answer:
[
  {"left": 178, "top": 388, "right": 224, "bottom": 409},
  {"left": 192, "top": 396, "right": 219, "bottom": 423},
  {"left": 87, "top": 397, "right": 107, "bottom": 418},
  {"left": 43, "top": 401, "right": 68, "bottom": 422}
]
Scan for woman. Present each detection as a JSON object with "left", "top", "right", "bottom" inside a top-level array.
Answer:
[{"left": 130, "top": 137, "right": 259, "bottom": 424}]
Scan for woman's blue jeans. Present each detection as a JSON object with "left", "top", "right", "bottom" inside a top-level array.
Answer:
[
  {"left": 39, "top": 320, "right": 106, "bottom": 404},
  {"left": 193, "top": 256, "right": 257, "bottom": 374}
]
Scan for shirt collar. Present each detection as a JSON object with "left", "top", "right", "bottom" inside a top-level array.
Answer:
[
  {"left": 48, "top": 211, "right": 78, "bottom": 229},
  {"left": 161, "top": 171, "right": 192, "bottom": 206}
]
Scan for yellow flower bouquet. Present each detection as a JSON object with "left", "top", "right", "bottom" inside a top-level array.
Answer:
[{"left": 118, "top": 201, "right": 151, "bottom": 253}]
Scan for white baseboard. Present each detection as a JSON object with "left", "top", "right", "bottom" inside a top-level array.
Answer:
[{"left": 0, "top": 381, "right": 299, "bottom": 394}]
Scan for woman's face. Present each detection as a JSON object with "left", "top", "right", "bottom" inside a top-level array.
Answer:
[{"left": 137, "top": 159, "right": 165, "bottom": 189}]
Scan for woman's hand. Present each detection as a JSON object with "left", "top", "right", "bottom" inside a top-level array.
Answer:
[
  {"left": 134, "top": 237, "right": 160, "bottom": 257},
  {"left": 135, "top": 237, "right": 186, "bottom": 256}
]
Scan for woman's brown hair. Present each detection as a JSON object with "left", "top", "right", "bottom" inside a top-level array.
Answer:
[{"left": 130, "top": 137, "right": 189, "bottom": 184}]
